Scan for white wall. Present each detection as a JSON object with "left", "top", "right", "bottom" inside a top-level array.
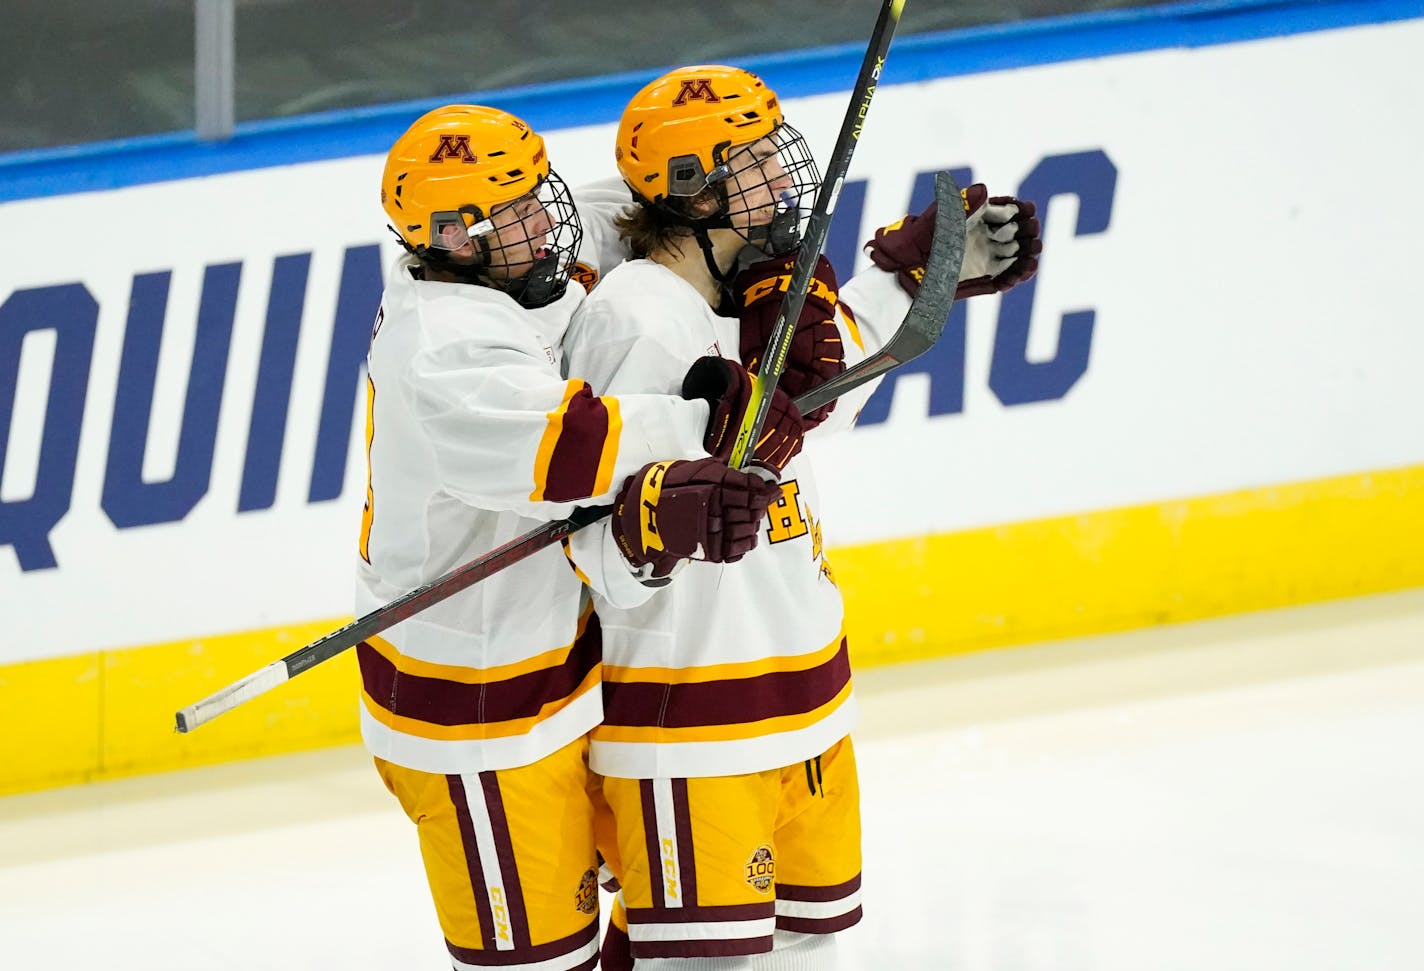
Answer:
[{"left": 2, "top": 19, "right": 1421, "bottom": 664}]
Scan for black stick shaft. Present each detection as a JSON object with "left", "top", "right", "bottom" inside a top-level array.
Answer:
[{"left": 729, "top": 0, "right": 904, "bottom": 468}]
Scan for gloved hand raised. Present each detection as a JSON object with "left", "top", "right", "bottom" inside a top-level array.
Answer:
[
  {"left": 681, "top": 356, "right": 804, "bottom": 474},
  {"left": 734, "top": 251, "right": 846, "bottom": 427},
  {"left": 866, "top": 181, "right": 1041, "bottom": 299},
  {"left": 611, "top": 458, "right": 780, "bottom": 578}
]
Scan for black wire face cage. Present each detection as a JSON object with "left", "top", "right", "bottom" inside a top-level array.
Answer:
[
  {"left": 711, "top": 122, "right": 821, "bottom": 255},
  {"left": 425, "top": 167, "right": 585, "bottom": 309}
]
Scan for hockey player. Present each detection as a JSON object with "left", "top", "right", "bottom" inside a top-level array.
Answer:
[
  {"left": 357, "top": 104, "right": 807, "bottom": 971},
  {"left": 560, "top": 67, "right": 1039, "bottom": 969}
]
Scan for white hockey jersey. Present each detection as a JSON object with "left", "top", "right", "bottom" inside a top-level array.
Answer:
[
  {"left": 355, "top": 184, "right": 710, "bottom": 776},
  {"left": 561, "top": 258, "right": 910, "bottom": 779}
]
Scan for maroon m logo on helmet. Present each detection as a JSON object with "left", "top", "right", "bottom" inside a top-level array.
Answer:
[
  {"left": 672, "top": 78, "right": 721, "bottom": 106},
  {"left": 428, "top": 134, "right": 478, "bottom": 163}
]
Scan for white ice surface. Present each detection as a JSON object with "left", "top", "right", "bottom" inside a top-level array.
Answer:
[{"left": 2, "top": 591, "right": 1422, "bottom": 970}]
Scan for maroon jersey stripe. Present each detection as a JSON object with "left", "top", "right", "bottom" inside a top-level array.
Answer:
[
  {"left": 542, "top": 383, "right": 611, "bottom": 503},
  {"left": 602, "top": 638, "right": 850, "bottom": 729},
  {"left": 357, "top": 616, "right": 601, "bottom": 728}
]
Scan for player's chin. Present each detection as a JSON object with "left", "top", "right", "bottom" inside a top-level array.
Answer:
[
  {"left": 496, "top": 259, "right": 542, "bottom": 281},
  {"left": 735, "top": 210, "right": 779, "bottom": 234}
]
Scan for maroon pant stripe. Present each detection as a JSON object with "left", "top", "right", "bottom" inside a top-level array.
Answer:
[
  {"left": 776, "top": 873, "right": 862, "bottom": 902},
  {"left": 480, "top": 771, "right": 531, "bottom": 951},
  {"left": 600, "top": 920, "right": 633, "bottom": 971},
  {"left": 446, "top": 921, "right": 598, "bottom": 966},
  {"left": 776, "top": 906, "right": 864, "bottom": 935},
  {"left": 638, "top": 779, "right": 665, "bottom": 904},
  {"left": 447, "top": 774, "right": 498, "bottom": 950},
  {"left": 671, "top": 778, "right": 697, "bottom": 907},
  {"left": 626, "top": 902, "right": 775, "bottom": 924},
  {"left": 633, "top": 937, "right": 774, "bottom": 959}
]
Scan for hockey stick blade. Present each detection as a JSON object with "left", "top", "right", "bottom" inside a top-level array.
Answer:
[{"left": 793, "top": 171, "right": 965, "bottom": 415}]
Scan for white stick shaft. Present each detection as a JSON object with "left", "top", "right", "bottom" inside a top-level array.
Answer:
[{"left": 175, "top": 660, "right": 290, "bottom": 733}]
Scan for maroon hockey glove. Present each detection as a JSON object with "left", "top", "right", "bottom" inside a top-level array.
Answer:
[
  {"left": 866, "top": 182, "right": 1042, "bottom": 299},
  {"left": 611, "top": 458, "right": 779, "bottom": 578},
  {"left": 734, "top": 251, "right": 847, "bottom": 428},
  {"left": 681, "top": 355, "right": 804, "bottom": 474}
]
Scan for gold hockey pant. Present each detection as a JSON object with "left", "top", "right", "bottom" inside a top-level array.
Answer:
[
  {"left": 374, "top": 736, "right": 601, "bottom": 971},
  {"left": 596, "top": 736, "right": 862, "bottom": 961}
]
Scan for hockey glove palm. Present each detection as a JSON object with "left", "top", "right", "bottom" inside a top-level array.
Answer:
[
  {"left": 734, "top": 251, "right": 846, "bottom": 428},
  {"left": 867, "top": 181, "right": 1042, "bottom": 299},
  {"left": 611, "top": 458, "right": 779, "bottom": 578},
  {"left": 681, "top": 356, "right": 804, "bottom": 474}
]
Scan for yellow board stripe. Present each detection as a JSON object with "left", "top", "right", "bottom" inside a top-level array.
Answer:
[
  {"left": 837, "top": 462, "right": 1424, "bottom": 669},
  {"left": 3, "top": 462, "right": 1421, "bottom": 796},
  {"left": 0, "top": 619, "right": 362, "bottom": 798}
]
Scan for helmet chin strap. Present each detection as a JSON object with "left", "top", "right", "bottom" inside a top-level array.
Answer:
[
  {"left": 751, "top": 206, "right": 803, "bottom": 256},
  {"left": 515, "top": 250, "right": 569, "bottom": 308},
  {"left": 689, "top": 229, "right": 741, "bottom": 317},
  {"left": 409, "top": 238, "right": 566, "bottom": 308},
  {"left": 643, "top": 184, "right": 795, "bottom": 316}
]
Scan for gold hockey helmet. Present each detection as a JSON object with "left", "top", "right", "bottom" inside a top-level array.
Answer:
[
  {"left": 379, "top": 104, "right": 583, "bottom": 307},
  {"left": 381, "top": 104, "right": 551, "bottom": 252},
  {"left": 616, "top": 65, "right": 786, "bottom": 204}
]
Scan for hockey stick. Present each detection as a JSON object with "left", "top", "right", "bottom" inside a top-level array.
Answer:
[
  {"left": 727, "top": 0, "right": 905, "bottom": 469},
  {"left": 796, "top": 170, "right": 964, "bottom": 414},
  {"left": 173, "top": 175, "right": 964, "bottom": 735}
]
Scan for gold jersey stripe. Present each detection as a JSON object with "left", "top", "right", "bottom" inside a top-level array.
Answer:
[
  {"left": 602, "top": 627, "right": 845, "bottom": 685},
  {"left": 591, "top": 681, "right": 853, "bottom": 745}
]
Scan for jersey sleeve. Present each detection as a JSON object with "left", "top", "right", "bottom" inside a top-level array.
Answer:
[
  {"left": 399, "top": 295, "right": 707, "bottom": 518},
  {"left": 561, "top": 274, "right": 702, "bottom": 398},
  {"left": 557, "top": 268, "right": 720, "bottom": 601},
  {"left": 810, "top": 265, "right": 914, "bottom": 434},
  {"left": 562, "top": 521, "right": 670, "bottom": 610}
]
